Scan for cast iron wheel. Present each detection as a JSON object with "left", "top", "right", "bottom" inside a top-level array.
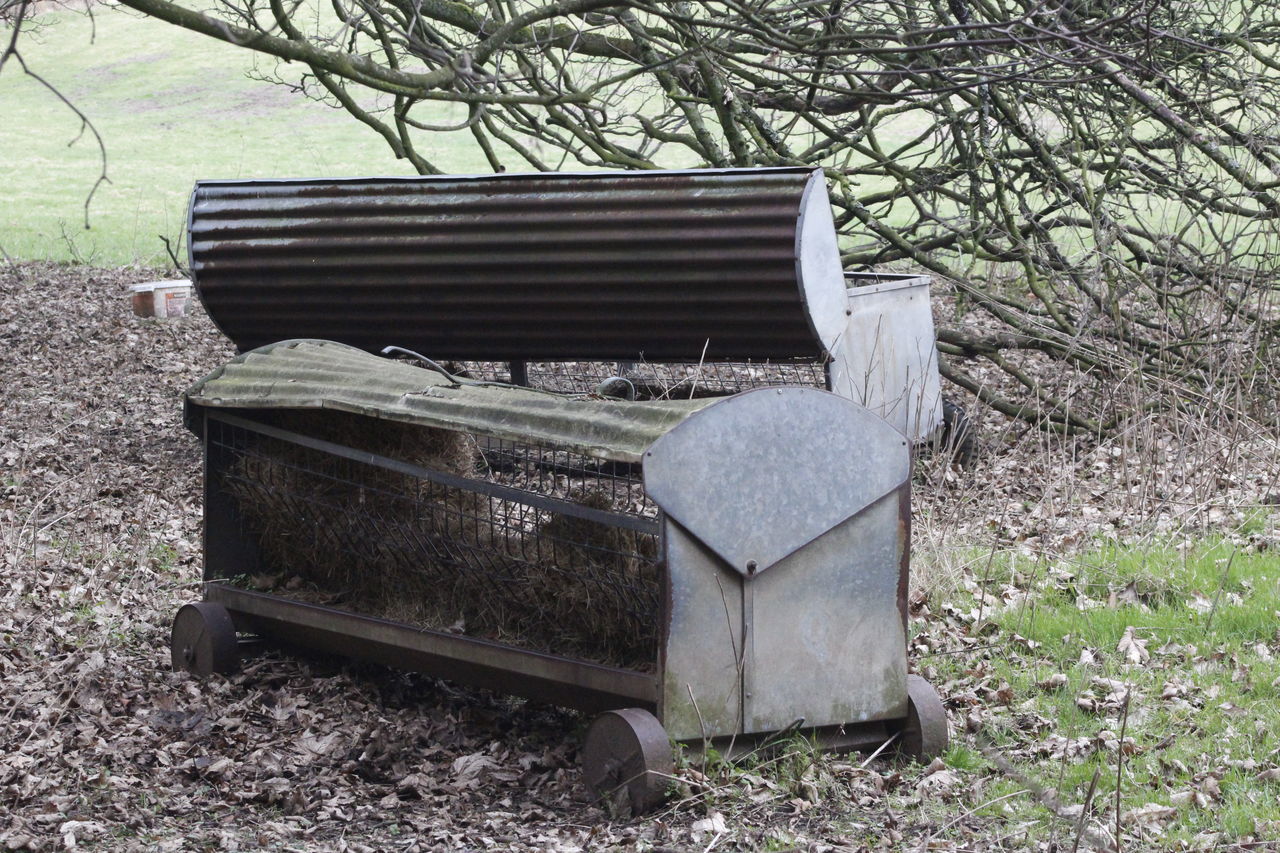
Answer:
[
  {"left": 581, "top": 708, "right": 673, "bottom": 817},
  {"left": 898, "top": 674, "right": 949, "bottom": 761},
  {"left": 170, "top": 601, "right": 239, "bottom": 677}
]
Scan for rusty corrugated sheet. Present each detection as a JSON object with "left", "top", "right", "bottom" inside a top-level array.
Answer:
[
  {"left": 184, "top": 339, "right": 716, "bottom": 463},
  {"left": 188, "top": 168, "right": 831, "bottom": 361}
]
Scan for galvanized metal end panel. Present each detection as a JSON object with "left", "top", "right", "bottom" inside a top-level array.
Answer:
[
  {"left": 743, "top": 494, "right": 908, "bottom": 733},
  {"left": 660, "top": 520, "right": 745, "bottom": 742},
  {"left": 642, "top": 387, "right": 910, "bottom": 577},
  {"left": 660, "top": 491, "right": 910, "bottom": 739},
  {"left": 795, "top": 173, "right": 851, "bottom": 354},
  {"left": 829, "top": 276, "right": 944, "bottom": 441}
]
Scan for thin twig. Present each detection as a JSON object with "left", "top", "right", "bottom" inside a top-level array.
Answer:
[
  {"left": 858, "top": 731, "right": 899, "bottom": 768},
  {"left": 1201, "top": 549, "right": 1237, "bottom": 640},
  {"left": 1114, "top": 690, "right": 1131, "bottom": 853},
  {"left": 1071, "top": 767, "right": 1101, "bottom": 853}
]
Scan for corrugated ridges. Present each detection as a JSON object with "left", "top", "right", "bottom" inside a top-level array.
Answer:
[
  {"left": 185, "top": 340, "right": 717, "bottom": 463},
  {"left": 189, "top": 169, "right": 826, "bottom": 361}
]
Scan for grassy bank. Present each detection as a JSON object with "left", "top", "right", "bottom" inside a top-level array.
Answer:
[
  {"left": 928, "top": 533, "right": 1280, "bottom": 846},
  {"left": 0, "top": 7, "right": 493, "bottom": 266}
]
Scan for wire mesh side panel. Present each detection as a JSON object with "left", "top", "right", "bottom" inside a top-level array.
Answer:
[
  {"left": 477, "top": 437, "right": 654, "bottom": 518},
  {"left": 451, "top": 360, "right": 511, "bottom": 383},
  {"left": 613, "top": 360, "right": 829, "bottom": 397},
  {"left": 205, "top": 416, "right": 663, "bottom": 671},
  {"left": 452, "top": 359, "right": 828, "bottom": 396}
]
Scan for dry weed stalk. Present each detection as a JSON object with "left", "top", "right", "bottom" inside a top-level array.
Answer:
[
  {"left": 912, "top": 316, "right": 1279, "bottom": 593},
  {"left": 978, "top": 738, "right": 1118, "bottom": 853}
]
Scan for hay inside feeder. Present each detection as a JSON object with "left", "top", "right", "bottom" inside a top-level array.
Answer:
[{"left": 221, "top": 410, "right": 662, "bottom": 669}]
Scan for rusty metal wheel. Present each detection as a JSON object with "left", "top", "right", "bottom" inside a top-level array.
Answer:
[
  {"left": 940, "top": 398, "right": 977, "bottom": 467},
  {"left": 581, "top": 708, "right": 673, "bottom": 817},
  {"left": 898, "top": 674, "right": 948, "bottom": 761},
  {"left": 170, "top": 601, "right": 239, "bottom": 677}
]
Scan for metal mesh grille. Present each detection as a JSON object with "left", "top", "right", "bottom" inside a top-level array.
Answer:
[
  {"left": 451, "top": 359, "right": 828, "bottom": 397},
  {"left": 206, "top": 417, "right": 662, "bottom": 670},
  {"left": 477, "top": 437, "right": 653, "bottom": 517}
]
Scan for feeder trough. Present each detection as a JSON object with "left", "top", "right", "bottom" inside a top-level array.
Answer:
[{"left": 173, "top": 167, "right": 948, "bottom": 815}]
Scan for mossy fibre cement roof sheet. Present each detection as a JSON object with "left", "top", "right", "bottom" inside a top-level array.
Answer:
[{"left": 184, "top": 339, "right": 716, "bottom": 463}]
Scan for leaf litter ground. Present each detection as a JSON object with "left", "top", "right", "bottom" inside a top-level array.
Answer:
[{"left": 1, "top": 262, "right": 1278, "bottom": 852}]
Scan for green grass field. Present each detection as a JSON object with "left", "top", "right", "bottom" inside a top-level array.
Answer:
[
  {"left": 666, "top": 526, "right": 1280, "bottom": 848},
  {"left": 0, "top": 6, "right": 495, "bottom": 266},
  {"left": 922, "top": 532, "right": 1280, "bottom": 845}
]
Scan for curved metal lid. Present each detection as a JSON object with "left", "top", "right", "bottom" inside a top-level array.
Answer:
[{"left": 188, "top": 168, "right": 848, "bottom": 362}]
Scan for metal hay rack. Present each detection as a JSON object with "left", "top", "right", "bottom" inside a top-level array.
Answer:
[{"left": 172, "top": 168, "right": 949, "bottom": 814}]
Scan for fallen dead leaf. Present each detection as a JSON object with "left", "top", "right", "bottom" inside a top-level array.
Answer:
[
  {"left": 690, "top": 812, "right": 727, "bottom": 836},
  {"left": 1038, "top": 673, "right": 1068, "bottom": 691},
  {"left": 451, "top": 752, "right": 501, "bottom": 785},
  {"left": 1117, "top": 626, "right": 1150, "bottom": 665},
  {"left": 1170, "top": 789, "right": 1208, "bottom": 808},
  {"left": 1123, "top": 803, "right": 1178, "bottom": 825}
]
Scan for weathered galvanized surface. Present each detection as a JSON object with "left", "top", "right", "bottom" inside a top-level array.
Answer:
[
  {"left": 643, "top": 387, "right": 910, "bottom": 577},
  {"left": 660, "top": 520, "right": 745, "bottom": 741},
  {"left": 653, "top": 387, "right": 911, "bottom": 740},
  {"left": 185, "top": 340, "right": 714, "bottom": 463},
  {"left": 830, "top": 274, "right": 944, "bottom": 442},
  {"left": 742, "top": 495, "right": 907, "bottom": 734},
  {"left": 187, "top": 168, "right": 848, "bottom": 361},
  {"left": 660, "top": 499, "right": 908, "bottom": 740}
]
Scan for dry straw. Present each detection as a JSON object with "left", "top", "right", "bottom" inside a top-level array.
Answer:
[{"left": 225, "top": 410, "right": 661, "bottom": 669}]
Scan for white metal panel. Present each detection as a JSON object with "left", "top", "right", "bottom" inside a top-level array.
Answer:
[
  {"left": 795, "top": 177, "right": 853, "bottom": 353},
  {"left": 828, "top": 276, "right": 944, "bottom": 442}
]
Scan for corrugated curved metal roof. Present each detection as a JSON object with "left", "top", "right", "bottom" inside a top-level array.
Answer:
[
  {"left": 185, "top": 340, "right": 716, "bottom": 462},
  {"left": 188, "top": 168, "right": 844, "bottom": 361}
]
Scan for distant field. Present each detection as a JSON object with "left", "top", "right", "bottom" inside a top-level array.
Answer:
[
  {"left": 0, "top": 7, "right": 495, "bottom": 266},
  {"left": 0, "top": 8, "right": 938, "bottom": 268}
]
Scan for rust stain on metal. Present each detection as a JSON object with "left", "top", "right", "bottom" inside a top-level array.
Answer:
[{"left": 188, "top": 168, "right": 830, "bottom": 361}]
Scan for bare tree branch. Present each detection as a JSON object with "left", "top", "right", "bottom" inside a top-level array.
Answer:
[{"left": 16, "top": 0, "right": 1279, "bottom": 429}]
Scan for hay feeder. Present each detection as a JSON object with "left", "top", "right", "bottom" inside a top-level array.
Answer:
[{"left": 172, "top": 168, "right": 948, "bottom": 815}]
